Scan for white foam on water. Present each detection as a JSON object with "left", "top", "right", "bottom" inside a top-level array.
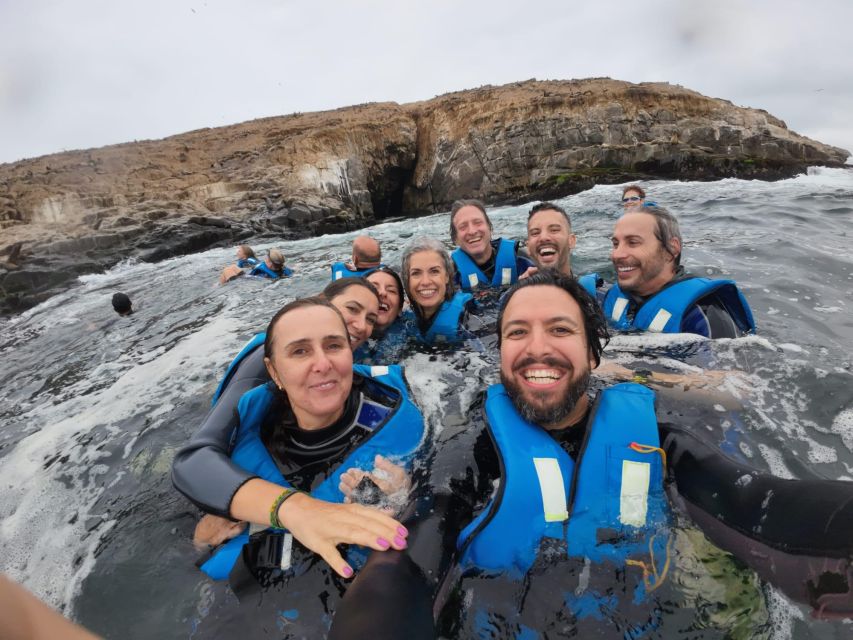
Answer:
[
  {"left": 0, "top": 310, "right": 243, "bottom": 612},
  {"left": 401, "top": 349, "right": 493, "bottom": 437},
  {"left": 756, "top": 444, "right": 795, "bottom": 480},
  {"left": 831, "top": 408, "right": 853, "bottom": 452},
  {"left": 764, "top": 582, "right": 801, "bottom": 640}
]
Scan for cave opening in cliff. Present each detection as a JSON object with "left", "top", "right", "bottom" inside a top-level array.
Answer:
[{"left": 369, "top": 166, "right": 410, "bottom": 220}]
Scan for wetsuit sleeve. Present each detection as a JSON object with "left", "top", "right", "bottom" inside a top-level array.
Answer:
[
  {"left": 659, "top": 421, "right": 853, "bottom": 612},
  {"left": 171, "top": 346, "right": 270, "bottom": 517},
  {"left": 680, "top": 304, "right": 712, "bottom": 337},
  {"left": 682, "top": 291, "right": 745, "bottom": 338}
]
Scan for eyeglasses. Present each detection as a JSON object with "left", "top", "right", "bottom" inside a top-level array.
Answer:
[{"left": 622, "top": 196, "right": 642, "bottom": 203}]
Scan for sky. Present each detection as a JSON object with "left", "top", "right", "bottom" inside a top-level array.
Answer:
[{"left": 1, "top": 0, "right": 851, "bottom": 165}]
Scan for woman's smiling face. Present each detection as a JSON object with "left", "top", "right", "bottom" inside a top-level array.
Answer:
[
  {"left": 407, "top": 250, "right": 448, "bottom": 318},
  {"left": 329, "top": 284, "right": 379, "bottom": 350},
  {"left": 264, "top": 305, "right": 354, "bottom": 430},
  {"left": 366, "top": 271, "right": 403, "bottom": 331}
]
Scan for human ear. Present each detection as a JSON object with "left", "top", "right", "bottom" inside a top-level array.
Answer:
[
  {"left": 668, "top": 237, "right": 682, "bottom": 263},
  {"left": 264, "top": 356, "right": 284, "bottom": 390}
]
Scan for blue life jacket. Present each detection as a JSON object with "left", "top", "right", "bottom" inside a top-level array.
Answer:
[
  {"left": 236, "top": 257, "right": 259, "bottom": 268},
  {"left": 602, "top": 278, "right": 756, "bottom": 335},
  {"left": 402, "top": 291, "right": 472, "bottom": 344},
  {"left": 452, "top": 238, "right": 518, "bottom": 291},
  {"left": 457, "top": 383, "right": 670, "bottom": 593},
  {"left": 353, "top": 317, "right": 408, "bottom": 365},
  {"left": 578, "top": 272, "right": 600, "bottom": 298},
  {"left": 250, "top": 263, "right": 293, "bottom": 279},
  {"left": 200, "top": 364, "right": 424, "bottom": 580},
  {"left": 330, "top": 261, "right": 383, "bottom": 281},
  {"left": 211, "top": 333, "right": 267, "bottom": 406}
]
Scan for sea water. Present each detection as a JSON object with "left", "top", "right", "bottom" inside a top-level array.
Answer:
[{"left": 0, "top": 168, "right": 851, "bottom": 638}]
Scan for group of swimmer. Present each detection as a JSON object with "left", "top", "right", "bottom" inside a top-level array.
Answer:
[
  {"left": 167, "top": 186, "right": 853, "bottom": 640},
  {"left": 219, "top": 245, "right": 294, "bottom": 284},
  {"left": 9, "top": 186, "right": 852, "bottom": 638}
]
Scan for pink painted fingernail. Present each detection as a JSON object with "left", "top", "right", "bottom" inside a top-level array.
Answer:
[
  {"left": 393, "top": 535, "right": 407, "bottom": 548},
  {"left": 342, "top": 565, "right": 353, "bottom": 578},
  {"left": 376, "top": 537, "right": 390, "bottom": 549},
  {"left": 397, "top": 526, "right": 408, "bottom": 537}
]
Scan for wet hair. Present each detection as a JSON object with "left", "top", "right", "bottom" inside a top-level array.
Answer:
[
  {"left": 496, "top": 272, "right": 609, "bottom": 366},
  {"left": 111, "top": 292, "right": 132, "bottom": 315},
  {"left": 401, "top": 237, "right": 456, "bottom": 314},
  {"left": 268, "top": 249, "right": 285, "bottom": 272},
  {"left": 630, "top": 204, "right": 682, "bottom": 268},
  {"left": 321, "top": 277, "right": 380, "bottom": 305},
  {"left": 263, "top": 296, "right": 347, "bottom": 359},
  {"left": 238, "top": 244, "right": 256, "bottom": 259},
  {"left": 449, "top": 199, "right": 492, "bottom": 243},
  {"left": 528, "top": 201, "right": 572, "bottom": 229},
  {"left": 366, "top": 266, "right": 407, "bottom": 316},
  {"left": 622, "top": 185, "right": 646, "bottom": 199}
]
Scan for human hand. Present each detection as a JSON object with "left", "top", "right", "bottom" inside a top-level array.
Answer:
[
  {"left": 193, "top": 514, "right": 246, "bottom": 548},
  {"left": 339, "top": 455, "right": 411, "bottom": 504},
  {"left": 278, "top": 492, "right": 408, "bottom": 579},
  {"left": 518, "top": 266, "right": 539, "bottom": 280}
]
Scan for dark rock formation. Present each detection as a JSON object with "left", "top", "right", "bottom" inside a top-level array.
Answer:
[{"left": 0, "top": 78, "right": 848, "bottom": 313}]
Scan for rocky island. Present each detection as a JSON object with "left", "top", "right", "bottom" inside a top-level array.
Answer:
[{"left": 0, "top": 77, "right": 848, "bottom": 313}]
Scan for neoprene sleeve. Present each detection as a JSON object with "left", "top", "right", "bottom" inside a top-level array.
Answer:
[{"left": 171, "top": 346, "right": 270, "bottom": 516}]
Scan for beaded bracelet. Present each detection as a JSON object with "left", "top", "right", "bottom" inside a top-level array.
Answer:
[{"left": 269, "top": 487, "right": 301, "bottom": 529}]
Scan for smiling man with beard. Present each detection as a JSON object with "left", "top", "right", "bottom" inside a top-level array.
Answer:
[
  {"left": 603, "top": 205, "right": 755, "bottom": 337},
  {"left": 332, "top": 272, "right": 675, "bottom": 638},
  {"left": 524, "top": 201, "right": 600, "bottom": 297},
  {"left": 330, "top": 272, "right": 853, "bottom": 639}
]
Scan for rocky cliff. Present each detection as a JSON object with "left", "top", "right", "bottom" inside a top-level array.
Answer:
[{"left": 0, "top": 78, "right": 848, "bottom": 312}]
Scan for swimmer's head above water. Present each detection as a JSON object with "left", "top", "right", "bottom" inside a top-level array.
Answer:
[
  {"left": 497, "top": 272, "right": 609, "bottom": 429},
  {"left": 322, "top": 278, "right": 380, "bottom": 350},
  {"left": 366, "top": 267, "right": 406, "bottom": 333},
  {"left": 262, "top": 297, "right": 354, "bottom": 430},
  {"left": 401, "top": 237, "right": 456, "bottom": 320}
]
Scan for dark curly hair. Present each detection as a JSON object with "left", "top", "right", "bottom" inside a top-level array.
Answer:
[{"left": 496, "top": 272, "right": 609, "bottom": 366}]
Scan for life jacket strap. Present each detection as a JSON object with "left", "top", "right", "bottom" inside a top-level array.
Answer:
[
  {"left": 630, "top": 441, "right": 667, "bottom": 473},
  {"left": 625, "top": 533, "right": 674, "bottom": 593}
]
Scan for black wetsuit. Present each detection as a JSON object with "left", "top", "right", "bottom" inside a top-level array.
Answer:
[
  {"left": 330, "top": 391, "right": 853, "bottom": 639},
  {"left": 185, "top": 371, "right": 398, "bottom": 639}
]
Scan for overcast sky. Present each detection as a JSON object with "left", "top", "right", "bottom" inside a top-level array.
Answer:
[{"left": 1, "top": 0, "right": 851, "bottom": 165}]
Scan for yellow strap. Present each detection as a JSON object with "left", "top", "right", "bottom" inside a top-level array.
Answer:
[
  {"left": 626, "top": 534, "right": 674, "bottom": 593},
  {"left": 629, "top": 441, "right": 667, "bottom": 473}
]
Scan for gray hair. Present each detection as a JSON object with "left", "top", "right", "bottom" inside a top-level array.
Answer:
[
  {"left": 400, "top": 236, "right": 456, "bottom": 308},
  {"left": 636, "top": 205, "right": 682, "bottom": 267}
]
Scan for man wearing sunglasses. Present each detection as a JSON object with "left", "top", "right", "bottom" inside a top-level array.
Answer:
[{"left": 604, "top": 205, "right": 755, "bottom": 338}]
